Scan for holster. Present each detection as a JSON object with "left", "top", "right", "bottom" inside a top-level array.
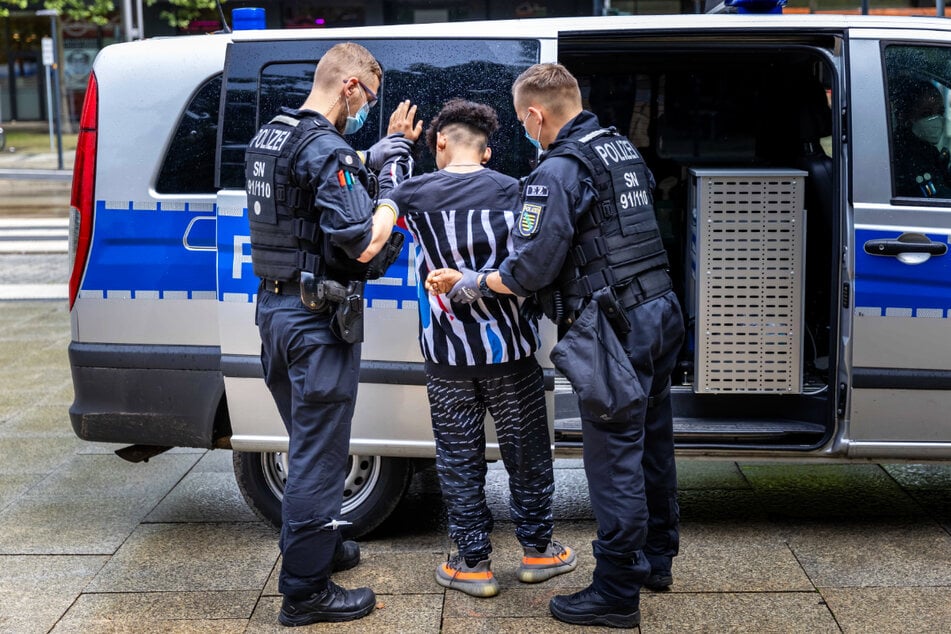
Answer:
[
  {"left": 533, "top": 287, "right": 565, "bottom": 324},
  {"left": 364, "top": 231, "right": 404, "bottom": 280},
  {"left": 299, "top": 274, "right": 365, "bottom": 344},
  {"left": 331, "top": 281, "right": 365, "bottom": 344}
]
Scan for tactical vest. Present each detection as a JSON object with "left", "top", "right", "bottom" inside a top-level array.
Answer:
[
  {"left": 245, "top": 114, "right": 372, "bottom": 282},
  {"left": 544, "top": 128, "right": 671, "bottom": 314}
]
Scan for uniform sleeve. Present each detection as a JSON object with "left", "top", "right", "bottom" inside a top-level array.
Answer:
[
  {"left": 298, "top": 143, "right": 374, "bottom": 260},
  {"left": 498, "top": 158, "right": 589, "bottom": 296}
]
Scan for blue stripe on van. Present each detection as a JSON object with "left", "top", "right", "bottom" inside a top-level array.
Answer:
[
  {"left": 82, "top": 201, "right": 217, "bottom": 297},
  {"left": 84, "top": 201, "right": 418, "bottom": 305},
  {"left": 853, "top": 228, "right": 951, "bottom": 317},
  {"left": 217, "top": 206, "right": 417, "bottom": 306}
]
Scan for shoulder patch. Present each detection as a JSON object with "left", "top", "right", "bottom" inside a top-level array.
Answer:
[
  {"left": 335, "top": 148, "right": 360, "bottom": 170},
  {"left": 517, "top": 202, "right": 544, "bottom": 238},
  {"left": 524, "top": 184, "right": 548, "bottom": 198}
]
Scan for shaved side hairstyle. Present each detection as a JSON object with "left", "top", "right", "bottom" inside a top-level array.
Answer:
[
  {"left": 511, "top": 63, "right": 583, "bottom": 117},
  {"left": 314, "top": 42, "right": 382, "bottom": 90},
  {"left": 425, "top": 98, "right": 500, "bottom": 158}
]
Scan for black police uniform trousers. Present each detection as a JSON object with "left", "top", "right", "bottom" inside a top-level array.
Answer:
[
  {"left": 426, "top": 361, "right": 554, "bottom": 561},
  {"left": 256, "top": 288, "right": 361, "bottom": 600},
  {"left": 580, "top": 289, "right": 684, "bottom": 604}
]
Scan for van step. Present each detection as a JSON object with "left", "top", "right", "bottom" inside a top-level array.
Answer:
[{"left": 553, "top": 417, "right": 826, "bottom": 442}]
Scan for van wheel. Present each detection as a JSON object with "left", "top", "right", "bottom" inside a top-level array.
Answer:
[{"left": 232, "top": 451, "right": 413, "bottom": 539}]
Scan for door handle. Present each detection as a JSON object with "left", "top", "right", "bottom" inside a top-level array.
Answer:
[
  {"left": 863, "top": 239, "right": 947, "bottom": 256},
  {"left": 864, "top": 233, "right": 947, "bottom": 265}
]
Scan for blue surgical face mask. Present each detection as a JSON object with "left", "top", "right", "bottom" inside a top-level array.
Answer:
[
  {"left": 522, "top": 112, "right": 542, "bottom": 150},
  {"left": 524, "top": 128, "right": 542, "bottom": 150},
  {"left": 912, "top": 114, "right": 945, "bottom": 145},
  {"left": 343, "top": 100, "right": 370, "bottom": 136}
]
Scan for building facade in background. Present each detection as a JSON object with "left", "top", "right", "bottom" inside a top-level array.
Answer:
[{"left": 0, "top": 0, "right": 942, "bottom": 124}]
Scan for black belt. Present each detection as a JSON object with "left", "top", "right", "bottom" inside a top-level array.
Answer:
[{"left": 262, "top": 279, "right": 301, "bottom": 296}]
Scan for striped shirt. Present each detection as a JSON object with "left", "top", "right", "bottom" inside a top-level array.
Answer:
[{"left": 385, "top": 168, "right": 540, "bottom": 378}]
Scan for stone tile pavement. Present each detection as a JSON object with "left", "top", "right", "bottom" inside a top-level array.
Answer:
[{"left": 0, "top": 301, "right": 949, "bottom": 632}]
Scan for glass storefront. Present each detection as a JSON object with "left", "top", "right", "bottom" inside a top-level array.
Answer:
[{"left": 1, "top": 9, "right": 119, "bottom": 126}]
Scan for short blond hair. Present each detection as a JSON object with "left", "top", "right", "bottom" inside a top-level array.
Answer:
[
  {"left": 512, "top": 63, "right": 582, "bottom": 117},
  {"left": 314, "top": 42, "right": 382, "bottom": 90}
]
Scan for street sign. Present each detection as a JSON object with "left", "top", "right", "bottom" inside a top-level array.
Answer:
[{"left": 41, "top": 37, "right": 54, "bottom": 66}]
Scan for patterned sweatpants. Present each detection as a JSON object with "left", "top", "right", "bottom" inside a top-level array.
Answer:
[{"left": 426, "top": 361, "right": 554, "bottom": 561}]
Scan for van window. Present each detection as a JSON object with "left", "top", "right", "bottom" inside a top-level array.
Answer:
[
  {"left": 885, "top": 45, "right": 951, "bottom": 200},
  {"left": 219, "top": 39, "right": 539, "bottom": 188},
  {"left": 156, "top": 74, "right": 222, "bottom": 194}
]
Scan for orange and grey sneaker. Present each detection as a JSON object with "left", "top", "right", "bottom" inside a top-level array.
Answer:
[
  {"left": 435, "top": 554, "right": 499, "bottom": 597},
  {"left": 518, "top": 540, "right": 578, "bottom": 583}
]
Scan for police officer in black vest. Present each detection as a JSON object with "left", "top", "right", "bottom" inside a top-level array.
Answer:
[
  {"left": 245, "top": 42, "right": 420, "bottom": 627},
  {"left": 428, "top": 63, "right": 684, "bottom": 629}
]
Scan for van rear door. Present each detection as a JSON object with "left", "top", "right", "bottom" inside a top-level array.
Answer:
[{"left": 847, "top": 31, "right": 951, "bottom": 458}]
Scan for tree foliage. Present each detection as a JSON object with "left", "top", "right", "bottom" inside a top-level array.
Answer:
[
  {"left": 0, "top": 1, "right": 224, "bottom": 29},
  {"left": 0, "top": 1, "right": 115, "bottom": 25},
  {"left": 146, "top": 0, "right": 226, "bottom": 30}
]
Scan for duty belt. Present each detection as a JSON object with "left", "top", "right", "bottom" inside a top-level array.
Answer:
[{"left": 263, "top": 279, "right": 300, "bottom": 296}]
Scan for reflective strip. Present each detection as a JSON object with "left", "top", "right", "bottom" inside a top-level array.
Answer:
[
  {"left": 441, "top": 563, "right": 494, "bottom": 581},
  {"left": 522, "top": 548, "right": 572, "bottom": 566}
]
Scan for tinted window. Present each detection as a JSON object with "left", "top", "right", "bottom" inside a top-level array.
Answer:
[
  {"left": 156, "top": 75, "right": 222, "bottom": 194},
  {"left": 220, "top": 39, "right": 539, "bottom": 188},
  {"left": 885, "top": 45, "right": 951, "bottom": 200}
]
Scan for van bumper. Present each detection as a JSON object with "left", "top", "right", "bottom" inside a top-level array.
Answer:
[{"left": 68, "top": 342, "right": 224, "bottom": 448}]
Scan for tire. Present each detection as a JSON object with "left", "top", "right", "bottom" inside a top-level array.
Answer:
[{"left": 233, "top": 450, "right": 413, "bottom": 539}]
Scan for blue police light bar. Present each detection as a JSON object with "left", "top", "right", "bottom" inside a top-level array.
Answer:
[
  {"left": 724, "top": 0, "right": 786, "bottom": 13},
  {"left": 232, "top": 7, "right": 266, "bottom": 30}
]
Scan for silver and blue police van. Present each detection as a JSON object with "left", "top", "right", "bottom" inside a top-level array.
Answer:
[{"left": 67, "top": 11, "right": 951, "bottom": 537}]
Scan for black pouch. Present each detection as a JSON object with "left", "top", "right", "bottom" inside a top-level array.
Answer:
[
  {"left": 299, "top": 272, "right": 329, "bottom": 313},
  {"left": 364, "top": 231, "right": 405, "bottom": 280},
  {"left": 549, "top": 289, "right": 645, "bottom": 423}
]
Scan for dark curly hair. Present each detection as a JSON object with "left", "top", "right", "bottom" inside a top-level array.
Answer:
[{"left": 425, "top": 98, "right": 500, "bottom": 158}]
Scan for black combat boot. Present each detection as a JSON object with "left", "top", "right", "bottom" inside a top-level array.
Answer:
[
  {"left": 332, "top": 539, "right": 360, "bottom": 572},
  {"left": 549, "top": 585, "right": 640, "bottom": 628},
  {"left": 278, "top": 581, "right": 376, "bottom": 626}
]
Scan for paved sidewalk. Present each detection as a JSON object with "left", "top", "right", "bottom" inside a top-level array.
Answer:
[{"left": 0, "top": 301, "right": 950, "bottom": 633}]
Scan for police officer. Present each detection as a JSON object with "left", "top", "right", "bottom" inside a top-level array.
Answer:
[
  {"left": 891, "top": 78, "right": 951, "bottom": 198},
  {"left": 428, "top": 63, "right": 684, "bottom": 628},
  {"left": 245, "top": 42, "right": 420, "bottom": 627}
]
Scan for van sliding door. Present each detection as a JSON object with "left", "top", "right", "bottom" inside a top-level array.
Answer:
[{"left": 847, "top": 33, "right": 951, "bottom": 458}]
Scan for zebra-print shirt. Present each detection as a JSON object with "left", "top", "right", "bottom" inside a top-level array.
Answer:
[{"left": 385, "top": 168, "right": 540, "bottom": 379}]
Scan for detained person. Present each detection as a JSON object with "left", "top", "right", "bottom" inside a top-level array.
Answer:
[{"left": 377, "top": 98, "right": 577, "bottom": 598}]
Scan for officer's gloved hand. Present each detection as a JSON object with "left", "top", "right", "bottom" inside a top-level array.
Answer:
[
  {"left": 448, "top": 269, "right": 482, "bottom": 304},
  {"left": 365, "top": 133, "right": 413, "bottom": 171}
]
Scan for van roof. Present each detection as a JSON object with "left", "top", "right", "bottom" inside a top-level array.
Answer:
[{"left": 227, "top": 13, "right": 951, "bottom": 42}]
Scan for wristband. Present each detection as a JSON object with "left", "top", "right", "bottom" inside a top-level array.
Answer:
[{"left": 478, "top": 273, "right": 496, "bottom": 299}]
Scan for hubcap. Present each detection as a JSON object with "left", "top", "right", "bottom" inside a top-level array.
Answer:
[{"left": 259, "top": 452, "right": 382, "bottom": 515}]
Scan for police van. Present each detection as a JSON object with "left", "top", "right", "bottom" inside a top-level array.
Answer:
[{"left": 68, "top": 12, "right": 951, "bottom": 537}]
